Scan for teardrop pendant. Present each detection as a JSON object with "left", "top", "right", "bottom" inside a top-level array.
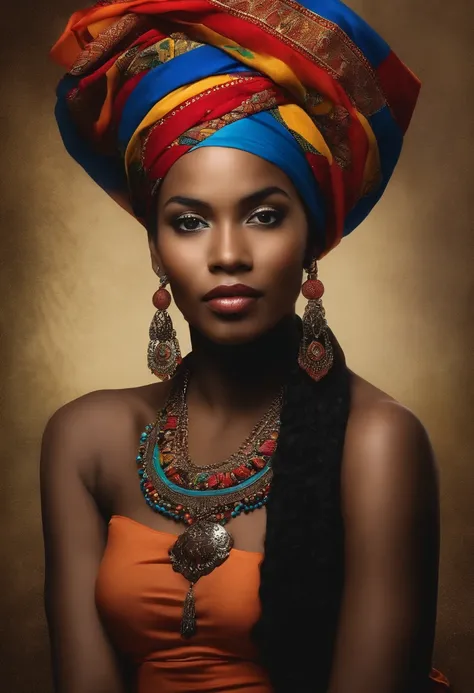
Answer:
[{"left": 181, "top": 583, "right": 196, "bottom": 638}]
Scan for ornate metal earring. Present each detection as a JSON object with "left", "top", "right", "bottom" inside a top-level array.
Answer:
[
  {"left": 298, "top": 259, "right": 334, "bottom": 382},
  {"left": 147, "top": 269, "right": 182, "bottom": 380}
]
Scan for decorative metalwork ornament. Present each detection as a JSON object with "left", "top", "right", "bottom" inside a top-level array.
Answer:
[
  {"left": 298, "top": 259, "right": 334, "bottom": 381},
  {"left": 147, "top": 274, "right": 182, "bottom": 380},
  {"left": 169, "top": 522, "right": 234, "bottom": 637}
]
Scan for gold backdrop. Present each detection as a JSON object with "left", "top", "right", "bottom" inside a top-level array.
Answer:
[{"left": 1, "top": 1, "right": 473, "bottom": 690}]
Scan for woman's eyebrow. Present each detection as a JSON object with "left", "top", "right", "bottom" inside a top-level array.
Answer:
[{"left": 163, "top": 186, "right": 291, "bottom": 210}]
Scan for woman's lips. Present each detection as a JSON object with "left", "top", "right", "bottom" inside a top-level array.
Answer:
[
  {"left": 206, "top": 295, "right": 258, "bottom": 315},
  {"left": 203, "top": 284, "right": 262, "bottom": 316}
]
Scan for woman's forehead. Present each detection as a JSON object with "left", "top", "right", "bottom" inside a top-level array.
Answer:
[{"left": 159, "top": 147, "right": 297, "bottom": 201}]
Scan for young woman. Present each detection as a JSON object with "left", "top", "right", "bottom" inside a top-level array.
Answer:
[{"left": 42, "top": 1, "right": 450, "bottom": 691}]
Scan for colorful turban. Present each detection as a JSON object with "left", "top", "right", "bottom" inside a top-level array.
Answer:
[{"left": 51, "top": 0, "right": 420, "bottom": 258}]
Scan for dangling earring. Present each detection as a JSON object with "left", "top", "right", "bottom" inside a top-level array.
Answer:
[
  {"left": 147, "top": 269, "right": 182, "bottom": 380},
  {"left": 298, "top": 259, "right": 334, "bottom": 381}
]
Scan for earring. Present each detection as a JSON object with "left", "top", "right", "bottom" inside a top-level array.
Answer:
[
  {"left": 298, "top": 259, "right": 334, "bottom": 382},
  {"left": 147, "top": 270, "right": 182, "bottom": 380}
]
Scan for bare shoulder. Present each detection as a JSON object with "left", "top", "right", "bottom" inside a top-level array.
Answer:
[
  {"left": 342, "top": 370, "right": 438, "bottom": 513},
  {"left": 45, "top": 381, "right": 170, "bottom": 435},
  {"left": 41, "top": 381, "right": 171, "bottom": 480},
  {"left": 347, "top": 370, "right": 433, "bottom": 451}
]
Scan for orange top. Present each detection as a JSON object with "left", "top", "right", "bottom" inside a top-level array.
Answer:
[
  {"left": 96, "top": 515, "right": 272, "bottom": 692},
  {"left": 96, "top": 515, "right": 450, "bottom": 693}
]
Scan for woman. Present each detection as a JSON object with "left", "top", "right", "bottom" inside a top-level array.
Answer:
[{"left": 42, "top": 1, "right": 450, "bottom": 691}]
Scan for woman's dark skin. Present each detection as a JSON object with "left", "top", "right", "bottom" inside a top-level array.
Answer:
[{"left": 41, "top": 147, "right": 440, "bottom": 693}]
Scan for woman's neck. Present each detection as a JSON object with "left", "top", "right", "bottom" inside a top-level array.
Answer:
[{"left": 186, "top": 315, "right": 299, "bottom": 414}]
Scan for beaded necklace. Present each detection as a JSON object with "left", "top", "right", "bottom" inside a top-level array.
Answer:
[{"left": 136, "top": 368, "right": 282, "bottom": 637}]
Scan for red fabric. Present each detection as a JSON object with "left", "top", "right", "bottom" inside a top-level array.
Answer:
[{"left": 377, "top": 50, "right": 421, "bottom": 134}]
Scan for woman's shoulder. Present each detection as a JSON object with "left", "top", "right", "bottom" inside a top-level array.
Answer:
[
  {"left": 348, "top": 369, "right": 425, "bottom": 434},
  {"left": 47, "top": 380, "right": 171, "bottom": 430},
  {"left": 41, "top": 381, "right": 172, "bottom": 481},
  {"left": 343, "top": 370, "right": 437, "bottom": 504}
]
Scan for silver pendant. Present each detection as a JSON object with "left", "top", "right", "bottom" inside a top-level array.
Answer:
[{"left": 169, "top": 521, "right": 234, "bottom": 637}]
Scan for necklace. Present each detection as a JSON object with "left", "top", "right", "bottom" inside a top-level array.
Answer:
[{"left": 136, "top": 368, "right": 283, "bottom": 637}]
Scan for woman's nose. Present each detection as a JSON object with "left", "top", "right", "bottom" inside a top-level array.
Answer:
[{"left": 207, "top": 224, "right": 253, "bottom": 275}]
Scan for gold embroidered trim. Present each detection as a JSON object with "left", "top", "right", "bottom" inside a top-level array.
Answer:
[{"left": 208, "top": 0, "right": 386, "bottom": 116}]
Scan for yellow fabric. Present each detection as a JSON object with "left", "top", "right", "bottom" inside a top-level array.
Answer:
[
  {"left": 278, "top": 104, "right": 333, "bottom": 162},
  {"left": 355, "top": 110, "right": 382, "bottom": 195},
  {"left": 182, "top": 23, "right": 307, "bottom": 103}
]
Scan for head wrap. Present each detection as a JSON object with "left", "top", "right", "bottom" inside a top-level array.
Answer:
[{"left": 51, "top": 0, "right": 420, "bottom": 258}]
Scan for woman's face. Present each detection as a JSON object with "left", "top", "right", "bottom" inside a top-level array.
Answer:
[{"left": 150, "top": 147, "right": 310, "bottom": 345}]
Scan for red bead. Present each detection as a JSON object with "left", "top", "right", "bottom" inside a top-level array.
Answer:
[
  {"left": 222, "top": 473, "right": 234, "bottom": 488},
  {"left": 207, "top": 475, "right": 218, "bottom": 489},
  {"left": 234, "top": 465, "right": 252, "bottom": 480},
  {"left": 252, "top": 457, "right": 266, "bottom": 470},
  {"left": 302, "top": 279, "right": 324, "bottom": 300},
  {"left": 258, "top": 439, "right": 277, "bottom": 456},
  {"left": 152, "top": 287, "right": 171, "bottom": 310}
]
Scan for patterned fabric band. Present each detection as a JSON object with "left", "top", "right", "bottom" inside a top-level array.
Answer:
[{"left": 51, "top": 0, "right": 420, "bottom": 257}]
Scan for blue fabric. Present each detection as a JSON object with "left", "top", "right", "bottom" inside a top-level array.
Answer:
[
  {"left": 298, "top": 0, "right": 391, "bottom": 68},
  {"left": 118, "top": 44, "right": 252, "bottom": 149},
  {"left": 56, "top": 76, "right": 127, "bottom": 194},
  {"left": 343, "top": 107, "right": 403, "bottom": 235},
  {"left": 190, "top": 110, "right": 327, "bottom": 236}
]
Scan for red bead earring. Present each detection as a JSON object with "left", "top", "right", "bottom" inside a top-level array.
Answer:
[
  {"left": 147, "top": 271, "right": 182, "bottom": 380},
  {"left": 298, "top": 260, "right": 334, "bottom": 382},
  {"left": 152, "top": 285, "right": 172, "bottom": 311}
]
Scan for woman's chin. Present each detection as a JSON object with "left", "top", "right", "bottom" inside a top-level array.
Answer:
[{"left": 191, "top": 317, "right": 274, "bottom": 348}]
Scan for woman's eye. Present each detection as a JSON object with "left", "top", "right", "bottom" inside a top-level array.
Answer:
[
  {"left": 173, "top": 215, "right": 207, "bottom": 232},
  {"left": 248, "top": 208, "right": 283, "bottom": 226}
]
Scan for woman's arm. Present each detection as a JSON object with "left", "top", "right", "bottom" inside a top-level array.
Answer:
[
  {"left": 327, "top": 400, "right": 440, "bottom": 693},
  {"left": 40, "top": 399, "right": 128, "bottom": 693}
]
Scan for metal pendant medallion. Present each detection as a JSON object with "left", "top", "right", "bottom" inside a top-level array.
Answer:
[
  {"left": 169, "top": 521, "right": 234, "bottom": 583},
  {"left": 169, "top": 521, "right": 234, "bottom": 638}
]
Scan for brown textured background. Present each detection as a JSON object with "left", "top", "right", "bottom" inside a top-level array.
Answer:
[{"left": 0, "top": 1, "right": 473, "bottom": 690}]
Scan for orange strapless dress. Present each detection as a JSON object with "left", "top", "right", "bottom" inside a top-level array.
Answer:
[{"left": 96, "top": 515, "right": 450, "bottom": 693}]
